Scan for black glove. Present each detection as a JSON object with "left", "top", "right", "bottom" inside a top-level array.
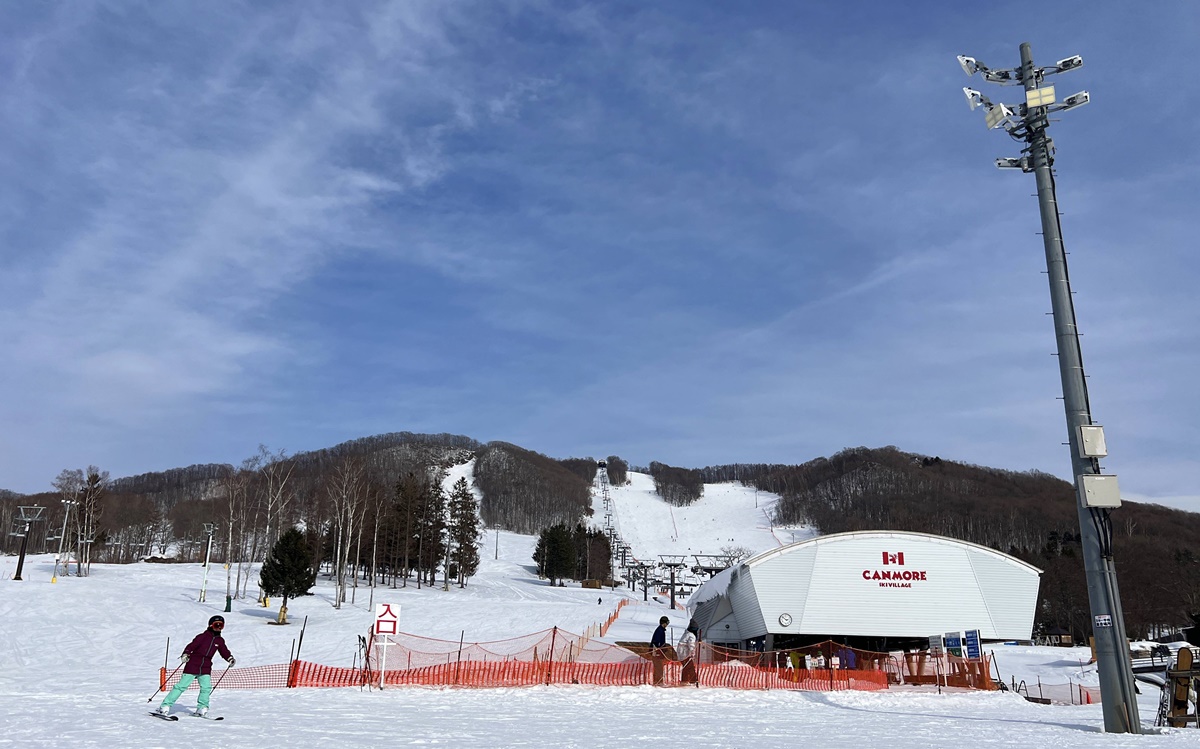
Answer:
[{"left": 228, "top": 657, "right": 236, "bottom": 666}]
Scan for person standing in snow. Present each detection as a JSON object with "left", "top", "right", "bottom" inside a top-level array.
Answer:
[
  {"left": 155, "top": 615, "right": 235, "bottom": 717},
  {"left": 677, "top": 620, "right": 700, "bottom": 685},
  {"left": 650, "top": 616, "right": 669, "bottom": 686}
]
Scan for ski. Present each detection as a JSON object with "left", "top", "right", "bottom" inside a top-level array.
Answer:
[
  {"left": 192, "top": 712, "right": 224, "bottom": 721},
  {"left": 149, "top": 712, "right": 179, "bottom": 721}
]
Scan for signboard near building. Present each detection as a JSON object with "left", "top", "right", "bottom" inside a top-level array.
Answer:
[
  {"left": 944, "top": 631, "right": 963, "bottom": 657},
  {"left": 964, "top": 629, "right": 982, "bottom": 659}
]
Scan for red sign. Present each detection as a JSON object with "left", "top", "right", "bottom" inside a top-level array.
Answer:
[
  {"left": 862, "top": 551, "right": 926, "bottom": 588},
  {"left": 374, "top": 603, "right": 400, "bottom": 635}
]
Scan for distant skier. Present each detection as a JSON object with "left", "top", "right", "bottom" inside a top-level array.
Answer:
[
  {"left": 155, "top": 615, "right": 235, "bottom": 718},
  {"left": 650, "top": 616, "right": 669, "bottom": 685},
  {"left": 677, "top": 620, "right": 700, "bottom": 685}
]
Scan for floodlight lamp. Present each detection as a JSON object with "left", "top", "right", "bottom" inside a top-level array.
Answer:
[
  {"left": 982, "top": 68, "right": 1019, "bottom": 84},
  {"left": 963, "top": 87, "right": 985, "bottom": 111},
  {"left": 1026, "top": 85, "right": 1056, "bottom": 108},
  {"left": 1054, "top": 55, "right": 1083, "bottom": 73},
  {"left": 957, "top": 55, "right": 979, "bottom": 76},
  {"left": 995, "top": 157, "right": 1026, "bottom": 170},
  {"left": 1059, "top": 90, "right": 1090, "bottom": 110},
  {"left": 984, "top": 103, "right": 1015, "bottom": 130}
]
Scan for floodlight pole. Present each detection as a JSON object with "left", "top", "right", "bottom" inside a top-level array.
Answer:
[
  {"left": 969, "top": 42, "right": 1140, "bottom": 733},
  {"left": 199, "top": 524, "right": 216, "bottom": 603},
  {"left": 52, "top": 500, "right": 75, "bottom": 583},
  {"left": 1021, "top": 43, "right": 1139, "bottom": 734}
]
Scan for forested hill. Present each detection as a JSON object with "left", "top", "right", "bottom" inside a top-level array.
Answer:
[
  {"left": 742, "top": 446, "right": 1200, "bottom": 640},
  {"left": 6, "top": 438, "right": 1200, "bottom": 639}
]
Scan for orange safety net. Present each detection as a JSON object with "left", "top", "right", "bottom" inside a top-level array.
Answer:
[
  {"left": 704, "top": 641, "right": 896, "bottom": 691},
  {"left": 159, "top": 663, "right": 292, "bottom": 691},
  {"left": 155, "top": 633, "right": 990, "bottom": 693},
  {"left": 599, "top": 599, "right": 630, "bottom": 637},
  {"left": 371, "top": 626, "right": 642, "bottom": 670},
  {"left": 895, "top": 650, "right": 996, "bottom": 690},
  {"left": 1012, "top": 681, "right": 1100, "bottom": 705}
]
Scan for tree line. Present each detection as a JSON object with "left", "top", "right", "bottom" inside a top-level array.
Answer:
[
  {"left": 472, "top": 442, "right": 592, "bottom": 534},
  {"left": 648, "top": 461, "right": 704, "bottom": 506},
  {"left": 0, "top": 436, "right": 488, "bottom": 604},
  {"left": 532, "top": 523, "right": 613, "bottom": 586}
]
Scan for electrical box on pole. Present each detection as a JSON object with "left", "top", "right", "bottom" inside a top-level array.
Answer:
[
  {"left": 1079, "top": 474, "right": 1122, "bottom": 509},
  {"left": 1078, "top": 425, "right": 1108, "bottom": 458}
]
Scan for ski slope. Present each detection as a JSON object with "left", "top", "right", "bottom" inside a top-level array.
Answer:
[
  {"left": 604, "top": 471, "right": 814, "bottom": 565},
  {"left": 0, "top": 468, "right": 1194, "bottom": 747}
]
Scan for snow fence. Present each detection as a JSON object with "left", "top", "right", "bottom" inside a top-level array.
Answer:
[{"left": 159, "top": 627, "right": 996, "bottom": 692}]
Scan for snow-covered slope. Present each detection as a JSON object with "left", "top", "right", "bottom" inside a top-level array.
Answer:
[
  {"left": 0, "top": 463, "right": 1190, "bottom": 747},
  {"left": 604, "top": 471, "right": 814, "bottom": 564}
]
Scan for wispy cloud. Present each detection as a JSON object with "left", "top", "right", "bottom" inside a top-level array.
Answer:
[{"left": 0, "top": 1, "right": 1197, "bottom": 505}]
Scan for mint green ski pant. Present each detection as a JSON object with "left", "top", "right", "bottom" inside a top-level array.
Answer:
[{"left": 161, "top": 673, "right": 213, "bottom": 709}]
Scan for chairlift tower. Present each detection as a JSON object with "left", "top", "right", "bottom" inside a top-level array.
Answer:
[
  {"left": 10, "top": 505, "right": 46, "bottom": 581},
  {"left": 658, "top": 555, "right": 688, "bottom": 610},
  {"left": 958, "top": 42, "right": 1139, "bottom": 734}
]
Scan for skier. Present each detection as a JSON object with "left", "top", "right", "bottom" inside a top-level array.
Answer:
[
  {"left": 650, "top": 616, "right": 669, "bottom": 686},
  {"left": 677, "top": 620, "right": 700, "bottom": 685},
  {"left": 155, "top": 615, "right": 235, "bottom": 718}
]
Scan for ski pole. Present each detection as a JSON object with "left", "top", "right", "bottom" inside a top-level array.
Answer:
[
  {"left": 147, "top": 661, "right": 185, "bottom": 703},
  {"left": 209, "top": 662, "right": 235, "bottom": 693}
]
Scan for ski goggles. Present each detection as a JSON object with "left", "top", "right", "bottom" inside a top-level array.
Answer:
[{"left": 211, "top": 620, "right": 225, "bottom": 630}]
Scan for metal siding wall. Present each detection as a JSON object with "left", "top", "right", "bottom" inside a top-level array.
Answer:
[
  {"left": 751, "top": 545, "right": 817, "bottom": 637},
  {"left": 729, "top": 568, "right": 767, "bottom": 639},
  {"left": 706, "top": 610, "right": 742, "bottom": 643},
  {"left": 965, "top": 552, "right": 1040, "bottom": 639}
]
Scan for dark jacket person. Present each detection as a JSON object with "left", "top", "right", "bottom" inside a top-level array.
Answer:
[
  {"left": 155, "top": 615, "right": 235, "bottom": 718},
  {"left": 651, "top": 616, "right": 669, "bottom": 685}
]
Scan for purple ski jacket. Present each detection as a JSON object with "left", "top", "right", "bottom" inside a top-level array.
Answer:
[{"left": 181, "top": 629, "right": 232, "bottom": 676}]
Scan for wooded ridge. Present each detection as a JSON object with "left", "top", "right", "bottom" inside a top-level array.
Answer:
[{"left": 3, "top": 437, "right": 1197, "bottom": 640}]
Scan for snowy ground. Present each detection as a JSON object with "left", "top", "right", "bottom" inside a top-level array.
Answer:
[{"left": 0, "top": 476, "right": 1194, "bottom": 747}]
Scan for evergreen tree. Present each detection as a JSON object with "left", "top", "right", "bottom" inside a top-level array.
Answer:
[
  {"left": 259, "top": 526, "right": 317, "bottom": 624},
  {"left": 413, "top": 482, "right": 446, "bottom": 588},
  {"left": 532, "top": 524, "right": 574, "bottom": 586},
  {"left": 448, "top": 477, "right": 481, "bottom": 587}
]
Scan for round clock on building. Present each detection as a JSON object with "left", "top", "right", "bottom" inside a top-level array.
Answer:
[{"left": 778, "top": 613, "right": 792, "bottom": 627}]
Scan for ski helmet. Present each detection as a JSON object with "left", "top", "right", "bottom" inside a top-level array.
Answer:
[{"left": 208, "top": 615, "right": 225, "bottom": 630}]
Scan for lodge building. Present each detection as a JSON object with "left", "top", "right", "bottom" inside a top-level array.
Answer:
[{"left": 687, "top": 530, "right": 1042, "bottom": 652}]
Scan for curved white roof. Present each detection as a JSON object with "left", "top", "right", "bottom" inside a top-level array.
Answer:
[
  {"left": 690, "top": 530, "right": 1042, "bottom": 641},
  {"left": 744, "top": 530, "right": 1042, "bottom": 574}
]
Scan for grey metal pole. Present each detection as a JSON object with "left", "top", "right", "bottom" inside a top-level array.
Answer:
[
  {"left": 52, "top": 500, "right": 73, "bottom": 583},
  {"left": 199, "top": 529, "right": 214, "bottom": 603},
  {"left": 1019, "top": 42, "right": 1140, "bottom": 734}
]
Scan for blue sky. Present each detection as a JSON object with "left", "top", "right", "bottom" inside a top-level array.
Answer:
[{"left": 2, "top": 1, "right": 1197, "bottom": 511}]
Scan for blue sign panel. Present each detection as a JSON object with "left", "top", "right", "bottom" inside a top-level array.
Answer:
[{"left": 964, "top": 629, "right": 981, "bottom": 659}]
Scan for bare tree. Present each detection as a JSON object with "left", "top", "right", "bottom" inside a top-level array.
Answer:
[
  {"left": 253, "top": 445, "right": 294, "bottom": 602},
  {"left": 52, "top": 469, "right": 84, "bottom": 573},
  {"left": 325, "top": 456, "right": 365, "bottom": 608},
  {"left": 76, "top": 467, "right": 109, "bottom": 576},
  {"left": 219, "top": 458, "right": 257, "bottom": 603}
]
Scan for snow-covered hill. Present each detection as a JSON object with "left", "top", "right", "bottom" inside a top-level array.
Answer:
[
  {"left": 0, "top": 469, "right": 1191, "bottom": 747},
  {"left": 603, "top": 472, "right": 812, "bottom": 563}
]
